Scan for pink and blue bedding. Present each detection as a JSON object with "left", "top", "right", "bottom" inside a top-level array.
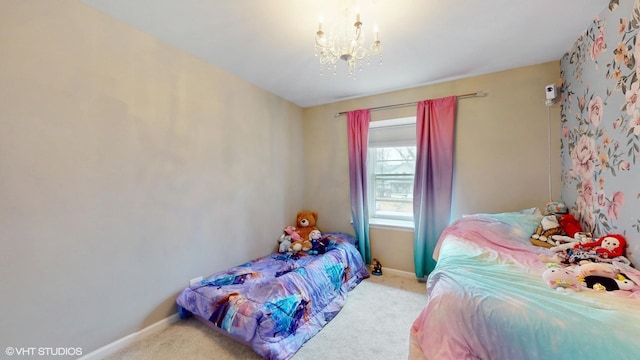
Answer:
[
  {"left": 409, "top": 212, "right": 640, "bottom": 360},
  {"left": 176, "top": 232, "right": 369, "bottom": 360}
]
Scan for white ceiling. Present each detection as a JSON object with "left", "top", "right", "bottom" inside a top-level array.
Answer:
[{"left": 81, "top": 0, "right": 609, "bottom": 108}]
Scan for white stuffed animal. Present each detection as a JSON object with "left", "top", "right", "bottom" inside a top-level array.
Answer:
[
  {"left": 550, "top": 232, "right": 593, "bottom": 252},
  {"left": 530, "top": 215, "right": 564, "bottom": 246},
  {"left": 278, "top": 234, "right": 293, "bottom": 253}
]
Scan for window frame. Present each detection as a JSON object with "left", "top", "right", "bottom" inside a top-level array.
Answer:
[{"left": 367, "top": 117, "right": 416, "bottom": 229}]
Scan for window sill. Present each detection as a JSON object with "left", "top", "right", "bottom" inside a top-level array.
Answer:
[{"left": 369, "top": 218, "right": 414, "bottom": 232}]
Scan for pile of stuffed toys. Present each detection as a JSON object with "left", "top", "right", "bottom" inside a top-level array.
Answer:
[
  {"left": 535, "top": 203, "right": 639, "bottom": 293},
  {"left": 277, "top": 210, "right": 336, "bottom": 256},
  {"left": 541, "top": 234, "right": 636, "bottom": 292}
]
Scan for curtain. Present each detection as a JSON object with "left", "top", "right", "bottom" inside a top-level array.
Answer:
[
  {"left": 346, "top": 109, "right": 371, "bottom": 264},
  {"left": 413, "top": 96, "right": 457, "bottom": 279}
]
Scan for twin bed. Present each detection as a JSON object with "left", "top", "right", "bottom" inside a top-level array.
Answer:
[
  {"left": 176, "top": 232, "right": 369, "bottom": 360},
  {"left": 409, "top": 212, "right": 640, "bottom": 360}
]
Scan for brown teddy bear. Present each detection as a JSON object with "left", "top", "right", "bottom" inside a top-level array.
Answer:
[{"left": 296, "top": 210, "right": 320, "bottom": 245}]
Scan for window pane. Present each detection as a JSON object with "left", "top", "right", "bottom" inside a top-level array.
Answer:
[{"left": 370, "top": 146, "right": 415, "bottom": 220}]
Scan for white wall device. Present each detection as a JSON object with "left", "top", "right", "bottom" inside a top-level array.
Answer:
[{"left": 545, "top": 84, "right": 557, "bottom": 100}]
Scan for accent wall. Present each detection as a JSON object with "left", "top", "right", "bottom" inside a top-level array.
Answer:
[{"left": 560, "top": 0, "right": 640, "bottom": 266}]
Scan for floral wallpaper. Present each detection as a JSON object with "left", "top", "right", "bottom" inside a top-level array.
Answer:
[{"left": 560, "top": 0, "right": 640, "bottom": 266}]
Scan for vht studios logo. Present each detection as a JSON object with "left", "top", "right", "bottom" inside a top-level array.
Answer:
[{"left": 5, "top": 347, "right": 83, "bottom": 357}]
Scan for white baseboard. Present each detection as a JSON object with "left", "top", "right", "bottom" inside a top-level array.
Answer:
[
  {"left": 79, "top": 313, "right": 179, "bottom": 360},
  {"left": 383, "top": 267, "right": 415, "bottom": 279},
  {"left": 369, "top": 265, "right": 415, "bottom": 279}
]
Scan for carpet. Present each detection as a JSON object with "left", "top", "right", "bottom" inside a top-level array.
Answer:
[{"left": 104, "top": 273, "right": 427, "bottom": 360}]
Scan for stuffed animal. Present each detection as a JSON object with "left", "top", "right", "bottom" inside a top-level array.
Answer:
[
  {"left": 577, "top": 234, "right": 627, "bottom": 259},
  {"left": 284, "top": 225, "right": 302, "bottom": 242},
  {"left": 546, "top": 234, "right": 628, "bottom": 265},
  {"left": 307, "top": 230, "right": 323, "bottom": 255},
  {"left": 573, "top": 261, "right": 617, "bottom": 279},
  {"left": 614, "top": 274, "right": 636, "bottom": 291},
  {"left": 295, "top": 210, "right": 320, "bottom": 242},
  {"left": 550, "top": 232, "right": 592, "bottom": 252},
  {"left": 557, "top": 214, "right": 582, "bottom": 238},
  {"left": 545, "top": 201, "right": 568, "bottom": 215},
  {"left": 542, "top": 266, "right": 580, "bottom": 292},
  {"left": 530, "top": 215, "right": 566, "bottom": 247},
  {"left": 309, "top": 229, "right": 322, "bottom": 240},
  {"left": 283, "top": 225, "right": 303, "bottom": 253},
  {"left": 582, "top": 275, "right": 635, "bottom": 291},
  {"left": 572, "top": 261, "right": 635, "bottom": 291},
  {"left": 278, "top": 233, "right": 293, "bottom": 253},
  {"left": 309, "top": 229, "right": 337, "bottom": 254}
]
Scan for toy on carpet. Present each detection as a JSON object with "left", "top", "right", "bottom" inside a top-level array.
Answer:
[{"left": 372, "top": 259, "right": 383, "bottom": 276}]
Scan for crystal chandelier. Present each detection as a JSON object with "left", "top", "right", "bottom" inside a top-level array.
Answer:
[{"left": 314, "top": 0, "right": 383, "bottom": 78}]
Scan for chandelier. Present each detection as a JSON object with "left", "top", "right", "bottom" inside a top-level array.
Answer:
[{"left": 314, "top": 0, "right": 383, "bottom": 78}]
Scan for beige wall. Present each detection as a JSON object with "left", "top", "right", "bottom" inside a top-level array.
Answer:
[
  {"left": 0, "top": 0, "right": 563, "bottom": 353},
  {"left": 0, "top": 0, "right": 304, "bottom": 354},
  {"left": 303, "top": 61, "right": 562, "bottom": 273}
]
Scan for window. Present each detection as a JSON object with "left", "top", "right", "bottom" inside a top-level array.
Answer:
[{"left": 368, "top": 117, "right": 416, "bottom": 226}]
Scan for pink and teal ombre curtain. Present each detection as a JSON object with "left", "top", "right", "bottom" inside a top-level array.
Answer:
[
  {"left": 346, "top": 109, "right": 371, "bottom": 264},
  {"left": 413, "top": 96, "right": 457, "bottom": 279}
]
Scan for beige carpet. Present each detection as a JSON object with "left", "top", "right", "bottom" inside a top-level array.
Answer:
[{"left": 104, "top": 273, "right": 428, "bottom": 360}]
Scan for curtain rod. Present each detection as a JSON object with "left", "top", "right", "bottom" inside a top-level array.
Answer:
[{"left": 334, "top": 90, "right": 488, "bottom": 117}]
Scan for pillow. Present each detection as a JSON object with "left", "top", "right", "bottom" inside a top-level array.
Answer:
[
  {"left": 519, "top": 207, "right": 542, "bottom": 215},
  {"left": 477, "top": 212, "right": 543, "bottom": 244}
]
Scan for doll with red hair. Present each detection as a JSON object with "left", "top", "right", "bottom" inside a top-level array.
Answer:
[
  {"left": 575, "top": 234, "right": 627, "bottom": 259},
  {"left": 542, "top": 233, "right": 629, "bottom": 265},
  {"left": 563, "top": 234, "right": 628, "bottom": 264}
]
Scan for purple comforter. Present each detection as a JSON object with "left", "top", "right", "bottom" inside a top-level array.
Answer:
[{"left": 176, "top": 232, "right": 369, "bottom": 360}]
